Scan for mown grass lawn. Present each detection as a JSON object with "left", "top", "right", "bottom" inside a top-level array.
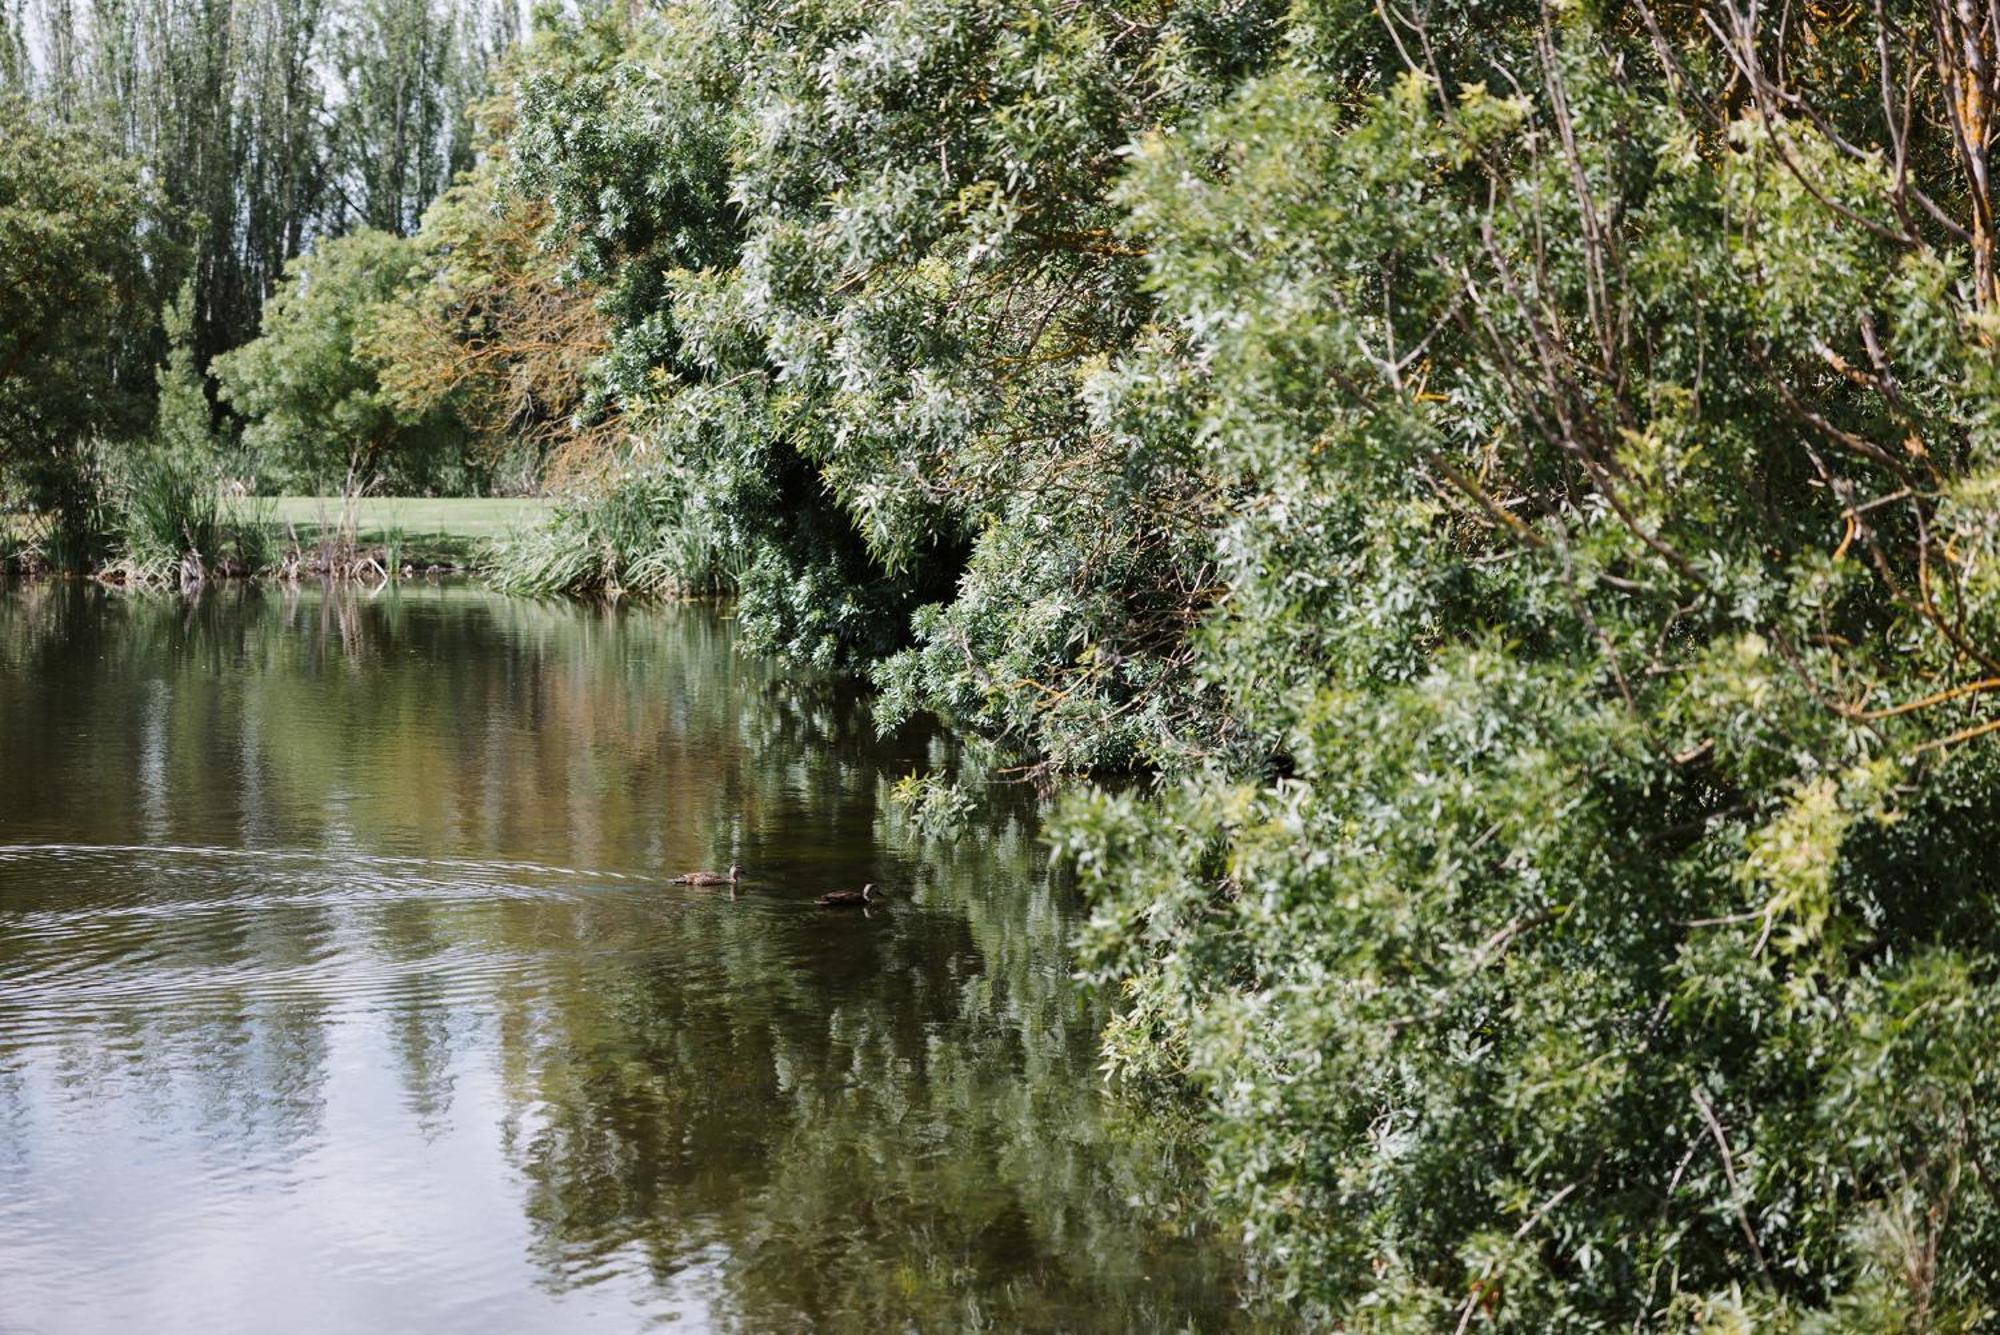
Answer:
[
  {"left": 254, "top": 496, "right": 550, "bottom": 564},
  {"left": 259, "top": 496, "right": 549, "bottom": 538}
]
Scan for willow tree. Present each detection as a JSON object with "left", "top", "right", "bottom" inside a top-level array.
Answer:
[
  {"left": 481, "top": 0, "right": 2000, "bottom": 1323},
  {"left": 1062, "top": 2, "right": 2000, "bottom": 1326}
]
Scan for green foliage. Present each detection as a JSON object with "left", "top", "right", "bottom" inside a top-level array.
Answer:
[
  {"left": 214, "top": 229, "right": 476, "bottom": 495},
  {"left": 491, "top": 0, "right": 1274, "bottom": 736},
  {"left": 364, "top": 103, "right": 616, "bottom": 488},
  {"left": 2, "top": 0, "right": 505, "bottom": 367},
  {"left": 333, "top": 0, "right": 489, "bottom": 237},
  {"left": 0, "top": 99, "right": 183, "bottom": 564},
  {"left": 188, "top": 0, "right": 2000, "bottom": 1322},
  {"left": 113, "top": 294, "right": 272, "bottom": 580},
  {"left": 1, "top": 0, "right": 514, "bottom": 568},
  {"left": 488, "top": 465, "right": 735, "bottom": 597},
  {"left": 887, "top": 771, "right": 976, "bottom": 841},
  {"left": 150, "top": 285, "right": 220, "bottom": 466},
  {"left": 1053, "top": 9, "right": 2000, "bottom": 1327},
  {"left": 496, "top": 6, "right": 939, "bottom": 666}
]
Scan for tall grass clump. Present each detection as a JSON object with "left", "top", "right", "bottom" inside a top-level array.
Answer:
[
  {"left": 220, "top": 494, "right": 274, "bottom": 572},
  {"left": 113, "top": 463, "right": 270, "bottom": 585},
  {"left": 118, "top": 448, "right": 220, "bottom": 578},
  {"left": 490, "top": 469, "right": 735, "bottom": 597},
  {"left": 381, "top": 521, "right": 407, "bottom": 572}
]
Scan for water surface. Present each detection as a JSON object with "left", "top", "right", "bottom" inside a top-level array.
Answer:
[{"left": 0, "top": 583, "right": 1235, "bottom": 1333}]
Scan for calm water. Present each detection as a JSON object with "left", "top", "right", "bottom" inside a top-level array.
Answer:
[{"left": 0, "top": 583, "right": 1237, "bottom": 1333}]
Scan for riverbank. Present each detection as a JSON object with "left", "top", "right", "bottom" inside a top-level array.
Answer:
[
  {"left": 4, "top": 496, "right": 551, "bottom": 584},
  {"left": 259, "top": 496, "right": 549, "bottom": 547},
  {"left": 253, "top": 496, "right": 552, "bottom": 577}
]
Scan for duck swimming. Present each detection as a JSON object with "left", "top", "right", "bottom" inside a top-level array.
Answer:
[
  {"left": 815, "top": 883, "right": 882, "bottom": 908},
  {"left": 671, "top": 862, "right": 742, "bottom": 887}
]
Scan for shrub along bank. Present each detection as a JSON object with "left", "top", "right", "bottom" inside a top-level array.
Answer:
[{"left": 476, "top": 3, "right": 2000, "bottom": 1324}]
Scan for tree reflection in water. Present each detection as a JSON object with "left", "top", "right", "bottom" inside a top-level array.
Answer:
[{"left": 0, "top": 583, "right": 1246, "bottom": 1332}]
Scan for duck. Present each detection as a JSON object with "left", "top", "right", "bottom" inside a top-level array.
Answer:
[
  {"left": 671, "top": 862, "right": 742, "bottom": 887},
  {"left": 815, "top": 883, "right": 882, "bottom": 908}
]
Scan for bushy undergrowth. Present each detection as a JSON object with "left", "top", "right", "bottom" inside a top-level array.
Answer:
[{"left": 105, "top": 452, "right": 274, "bottom": 583}]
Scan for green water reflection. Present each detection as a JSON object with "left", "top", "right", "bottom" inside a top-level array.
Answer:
[{"left": 0, "top": 583, "right": 1240, "bottom": 1333}]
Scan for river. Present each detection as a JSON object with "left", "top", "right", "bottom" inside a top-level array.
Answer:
[{"left": 0, "top": 583, "right": 1240, "bottom": 1333}]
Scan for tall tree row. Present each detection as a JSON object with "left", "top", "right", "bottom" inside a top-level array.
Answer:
[{"left": 0, "top": 0, "right": 509, "bottom": 368}]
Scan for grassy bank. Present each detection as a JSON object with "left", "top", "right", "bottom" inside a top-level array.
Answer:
[
  {"left": 4, "top": 496, "right": 551, "bottom": 580},
  {"left": 259, "top": 496, "right": 550, "bottom": 568}
]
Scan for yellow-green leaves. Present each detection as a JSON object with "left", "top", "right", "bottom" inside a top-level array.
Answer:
[{"left": 1736, "top": 759, "right": 1898, "bottom": 965}]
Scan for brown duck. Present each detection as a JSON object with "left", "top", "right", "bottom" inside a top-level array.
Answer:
[
  {"left": 815, "top": 883, "right": 883, "bottom": 908},
  {"left": 671, "top": 862, "right": 742, "bottom": 887}
]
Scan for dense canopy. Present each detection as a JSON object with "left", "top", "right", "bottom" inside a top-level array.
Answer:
[{"left": 0, "top": 101, "right": 180, "bottom": 560}]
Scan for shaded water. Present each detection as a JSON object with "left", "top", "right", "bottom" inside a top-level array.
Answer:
[{"left": 0, "top": 584, "right": 1236, "bottom": 1333}]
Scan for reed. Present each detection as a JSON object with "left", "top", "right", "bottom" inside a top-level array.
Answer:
[{"left": 116, "top": 451, "right": 220, "bottom": 583}]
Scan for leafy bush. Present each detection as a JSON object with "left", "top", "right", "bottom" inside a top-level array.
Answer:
[
  {"left": 481, "top": 2, "right": 2000, "bottom": 1323},
  {"left": 0, "top": 100, "right": 184, "bottom": 564},
  {"left": 214, "top": 229, "right": 477, "bottom": 496},
  {"left": 1054, "top": 12, "right": 2000, "bottom": 1328},
  {"left": 886, "top": 771, "right": 976, "bottom": 841}
]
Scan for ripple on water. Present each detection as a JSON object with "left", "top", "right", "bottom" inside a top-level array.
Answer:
[
  {"left": 0, "top": 842, "right": 746, "bottom": 1052},
  {"left": 0, "top": 842, "right": 740, "bottom": 1332}
]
